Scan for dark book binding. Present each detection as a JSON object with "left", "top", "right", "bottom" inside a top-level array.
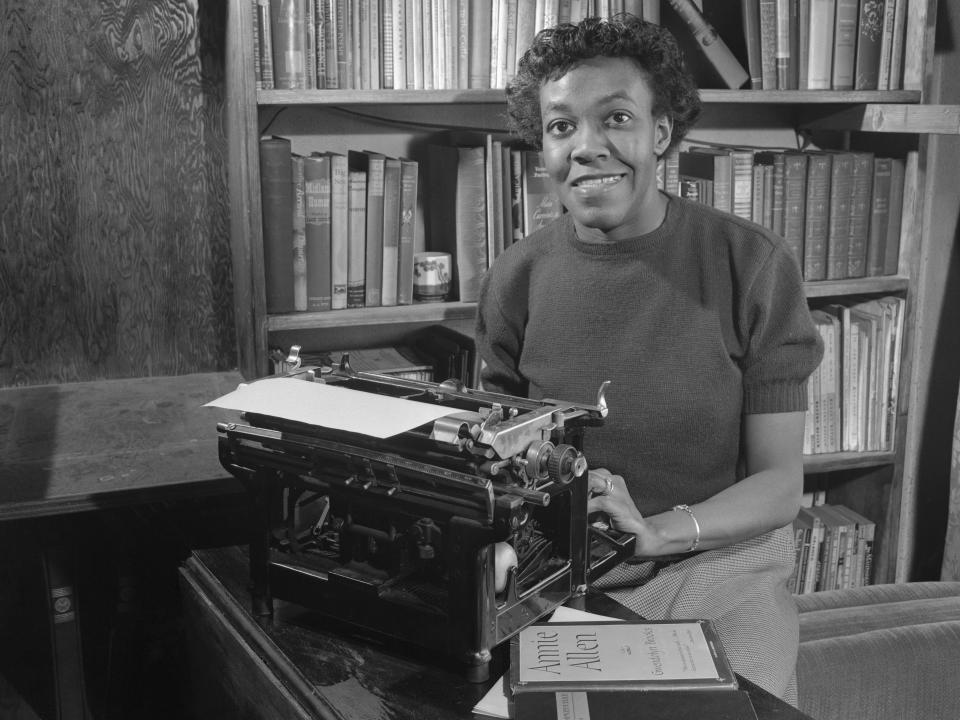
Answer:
[{"left": 259, "top": 136, "right": 295, "bottom": 313}]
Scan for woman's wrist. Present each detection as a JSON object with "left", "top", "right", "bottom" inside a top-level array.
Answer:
[{"left": 633, "top": 507, "right": 703, "bottom": 557}]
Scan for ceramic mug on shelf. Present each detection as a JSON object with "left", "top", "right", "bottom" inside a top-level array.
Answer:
[{"left": 413, "top": 251, "right": 452, "bottom": 302}]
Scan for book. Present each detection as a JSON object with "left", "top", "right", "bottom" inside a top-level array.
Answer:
[
  {"left": 346, "top": 168, "right": 367, "bottom": 308},
  {"left": 325, "top": 151, "right": 349, "bottom": 309},
  {"left": 380, "top": 156, "right": 402, "bottom": 306},
  {"left": 781, "top": 151, "right": 808, "bottom": 270},
  {"left": 468, "top": 0, "right": 492, "bottom": 88},
  {"left": 865, "top": 156, "right": 893, "bottom": 277},
  {"left": 396, "top": 157, "right": 418, "bottom": 304},
  {"left": 271, "top": 0, "right": 308, "bottom": 89},
  {"left": 663, "top": 0, "right": 750, "bottom": 89},
  {"left": 510, "top": 620, "right": 738, "bottom": 694},
  {"left": 758, "top": 0, "right": 778, "bottom": 90},
  {"left": 824, "top": 151, "right": 855, "bottom": 280},
  {"left": 846, "top": 152, "right": 875, "bottom": 278},
  {"left": 257, "top": 0, "right": 275, "bottom": 89},
  {"left": 877, "top": 0, "right": 897, "bottom": 90},
  {"left": 883, "top": 156, "right": 906, "bottom": 275},
  {"left": 349, "top": 150, "right": 386, "bottom": 307},
  {"left": 830, "top": 0, "right": 858, "bottom": 90},
  {"left": 259, "top": 136, "right": 295, "bottom": 313},
  {"left": 303, "top": 153, "right": 333, "bottom": 312},
  {"left": 741, "top": 0, "right": 763, "bottom": 89},
  {"left": 775, "top": 0, "right": 798, "bottom": 89},
  {"left": 802, "top": 151, "right": 831, "bottom": 281},
  {"left": 805, "top": 0, "right": 836, "bottom": 89},
  {"left": 521, "top": 150, "right": 563, "bottom": 235},
  {"left": 887, "top": 0, "right": 908, "bottom": 89},
  {"left": 853, "top": 0, "right": 886, "bottom": 89},
  {"left": 683, "top": 147, "right": 733, "bottom": 214},
  {"left": 322, "top": 0, "right": 340, "bottom": 88},
  {"left": 455, "top": 144, "right": 487, "bottom": 302},
  {"left": 291, "top": 153, "right": 308, "bottom": 311}
]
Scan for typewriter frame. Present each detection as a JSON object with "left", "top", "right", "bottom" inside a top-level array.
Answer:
[{"left": 215, "top": 364, "right": 632, "bottom": 682}]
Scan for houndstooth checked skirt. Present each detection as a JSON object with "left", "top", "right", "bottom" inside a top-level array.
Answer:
[{"left": 591, "top": 524, "right": 800, "bottom": 706}]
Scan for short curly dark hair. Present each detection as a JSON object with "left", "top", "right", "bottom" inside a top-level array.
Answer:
[{"left": 505, "top": 14, "right": 702, "bottom": 153}]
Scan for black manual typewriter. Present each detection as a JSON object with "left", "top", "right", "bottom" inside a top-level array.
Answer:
[{"left": 209, "top": 354, "right": 634, "bottom": 681}]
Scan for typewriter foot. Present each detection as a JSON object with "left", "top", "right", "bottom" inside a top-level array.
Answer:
[{"left": 464, "top": 654, "right": 492, "bottom": 683}]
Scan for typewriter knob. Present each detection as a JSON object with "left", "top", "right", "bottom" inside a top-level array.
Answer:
[{"left": 547, "top": 444, "right": 587, "bottom": 484}]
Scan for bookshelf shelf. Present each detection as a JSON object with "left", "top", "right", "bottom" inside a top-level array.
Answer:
[
  {"left": 257, "top": 88, "right": 922, "bottom": 108},
  {"left": 802, "top": 451, "right": 896, "bottom": 473},
  {"left": 802, "top": 276, "right": 909, "bottom": 299},
  {"left": 267, "top": 301, "right": 477, "bottom": 332}
]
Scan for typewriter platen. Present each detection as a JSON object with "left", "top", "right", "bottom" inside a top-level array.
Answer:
[{"left": 213, "top": 354, "right": 634, "bottom": 681}]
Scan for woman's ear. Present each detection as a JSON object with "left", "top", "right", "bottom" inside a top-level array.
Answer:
[{"left": 654, "top": 115, "right": 673, "bottom": 156}]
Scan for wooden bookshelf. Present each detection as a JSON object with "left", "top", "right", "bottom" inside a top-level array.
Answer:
[{"left": 223, "top": 0, "right": 957, "bottom": 587}]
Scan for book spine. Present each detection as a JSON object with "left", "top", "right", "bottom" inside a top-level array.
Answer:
[
  {"left": 831, "top": 0, "right": 858, "bottom": 90},
  {"left": 314, "top": 0, "right": 327, "bottom": 87},
  {"left": 258, "top": 0, "right": 275, "bottom": 89},
  {"left": 802, "top": 152, "right": 831, "bottom": 281},
  {"left": 253, "top": 0, "right": 263, "bottom": 89},
  {"left": 771, "top": 151, "right": 786, "bottom": 237},
  {"left": 741, "top": 0, "right": 764, "bottom": 89},
  {"left": 775, "top": 0, "right": 796, "bottom": 89},
  {"left": 291, "top": 154, "right": 308, "bottom": 311},
  {"left": 825, "top": 152, "right": 854, "bottom": 280},
  {"left": 887, "top": 0, "right": 907, "bottom": 90},
  {"left": 468, "top": 0, "right": 492, "bottom": 88},
  {"left": 271, "top": 0, "right": 308, "bottom": 89},
  {"left": 846, "top": 153, "right": 874, "bottom": 278},
  {"left": 329, "top": 153, "right": 349, "bottom": 309},
  {"left": 877, "top": 0, "right": 896, "bottom": 90},
  {"left": 457, "top": 145, "right": 489, "bottom": 303},
  {"left": 730, "top": 150, "right": 754, "bottom": 221},
  {"left": 259, "top": 137, "right": 296, "bottom": 313},
  {"left": 381, "top": 157, "right": 402, "bottom": 306},
  {"left": 304, "top": 154, "right": 333, "bottom": 311},
  {"left": 397, "top": 159, "right": 419, "bottom": 304},
  {"left": 364, "top": 155, "right": 385, "bottom": 307},
  {"left": 369, "top": 0, "right": 382, "bottom": 89},
  {"left": 664, "top": 0, "right": 749, "bottom": 89},
  {"left": 782, "top": 152, "right": 808, "bottom": 270},
  {"left": 421, "top": 0, "right": 434, "bottom": 89},
  {"left": 806, "top": 0, "right": 835, "bottom": 89},
  {"left": 865, "top": 157, "right": 892, "bottom": 278},
  {"left": 758, "top": 0, "right": 779, "bottom": 89},
  {"left": 391, "top": 0, "right": 406, "bottom": 89},
  {"left": 305, "top": 0, "right": 317, "bottom": 88},
  {"left": 797, "top": 0, "right": 810, "bottom": 88},
  {"left": 521, "top": 150, "right": 563, "bottom": 235},
  {"left": 457, "top": 0, "right": 471, "bottom": 88},
  {"left": 335, "top": 0, "right": 352, "bottom": 88},
  {"left": 853, "top": 0, "right": 884, "bottom": 89},
  {"left": 883, "top": 155, "right": 906, "bottom": 275},
  {"left": 323, "top": 0, "right": 339, "bottom": 87},
  {"left": 347, "top": 169, "right": 367, "bottom": 308}
]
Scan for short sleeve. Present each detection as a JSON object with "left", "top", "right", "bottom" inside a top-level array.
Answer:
[{"left": 740, "top": 243, "right": 824, "bottom": 414}]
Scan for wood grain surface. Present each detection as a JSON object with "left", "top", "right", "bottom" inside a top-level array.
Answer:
[{"left": 0, "top": 0, "right": 233, "bottom": 387}]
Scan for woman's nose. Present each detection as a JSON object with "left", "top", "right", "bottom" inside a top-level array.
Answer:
[{"left": 570, "top": 123, "right": 610, "bottom": 163}]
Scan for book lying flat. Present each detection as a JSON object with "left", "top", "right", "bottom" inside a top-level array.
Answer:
[
  {"left": 509, "top": 619, "right": 751, "bottom": 720},
  {"left": 510, "top": 620, "right": 738, "bottom": 694}
]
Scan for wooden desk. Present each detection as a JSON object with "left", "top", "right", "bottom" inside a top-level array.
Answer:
[
  {"left": 180, "top": 546, "right": 813, "bottom": 720},
  {"left": 0, "top": 372, "right": 246, "bottom": 720},
  {"left": 0, "top": 371, "right": 245, "bottom": 520}
]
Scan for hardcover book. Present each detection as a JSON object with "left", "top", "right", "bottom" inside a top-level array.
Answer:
[
  {"left": 303, "top": 153, "right": 333, "bottom": 312},
  {"left": 259, "top": 136, "right": 295, "bottom": 313},
  {"left": 396, "top": 158, "right": 418, "bottom": 304},
  {"left": 846, "top": 152, "right": 875, "bottom": 278},
  {"left": 380, "top": 156, "right": 402, "bottom": 306},
  {"left": 510, "top": 620, "right": 738, "bottom": 694},
  {"left": 291, "top": 153, "right": 308, "bottom": 311},
  {"left": 509, "top": 620, "right": 752, "bottom": 720},
  {"left": 325, "top": 151, "right": 350, "bottom": 309}
]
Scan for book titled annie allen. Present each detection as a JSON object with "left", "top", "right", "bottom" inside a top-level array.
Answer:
[{"left": 508, "top": 620, "right": 751, "bottom": 719}]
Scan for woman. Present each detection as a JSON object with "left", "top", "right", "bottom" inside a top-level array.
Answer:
[{"left": 476, "top": 15, "right": 823, "bottom": 703}]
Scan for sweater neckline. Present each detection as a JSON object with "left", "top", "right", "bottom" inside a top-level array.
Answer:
[{"left": 565, "top": 193, "right": 678, "bottom": 257}]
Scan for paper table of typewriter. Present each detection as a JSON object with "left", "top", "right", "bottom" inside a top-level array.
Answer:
[{"left": 206, "top": 356, "right": 633, "bottom": 681}]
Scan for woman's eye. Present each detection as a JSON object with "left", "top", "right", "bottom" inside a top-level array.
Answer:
[
  {"left": 608, "top": 111, "right": 631, "bottom": 126},
  {"left": 546, "top": 119, "right": 573, "bottom": 136}
]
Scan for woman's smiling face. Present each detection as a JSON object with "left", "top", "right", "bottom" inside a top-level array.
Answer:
[{"left": 539, "top": 56, "right": 673, "bottom": 241}]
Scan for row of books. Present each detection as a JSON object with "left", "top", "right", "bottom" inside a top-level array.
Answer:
[
  {"left": 790, "top": 503, "right": 876, "bottom": 594},
  {"left": 426, "top": 138, "right": 563, "bottom": 302},
  {"left": 670, "top": 143, "right": 907, "bottom": 281},
  {"left": 740, "top": 0, "right": 909, "bottom": 91},
  {"left": 252, "top": 0, "right": 758, "bottom": 92},
  {"left": 259, "top": 136, "right": 419, "bottom": 314},
  {"left": 803, "top": 296, "right": 904, "bottom": 455}
]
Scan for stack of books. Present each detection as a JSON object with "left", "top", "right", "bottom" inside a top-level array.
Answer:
[{"left": 790, "top": 502, "right": 876, "bottom": 594}]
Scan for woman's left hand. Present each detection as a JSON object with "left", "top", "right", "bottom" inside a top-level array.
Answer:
[{"left": 587, "top": 468, "right": 647, "bottom": 537}]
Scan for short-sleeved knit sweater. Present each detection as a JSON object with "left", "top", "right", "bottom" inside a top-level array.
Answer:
[{"left": 477, "top": 194, "right": 824, "bottom": 516}]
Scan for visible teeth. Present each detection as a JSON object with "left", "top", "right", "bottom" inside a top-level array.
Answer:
[{"left": 577, "top": 176, "right": 620, "bottom": 187}]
